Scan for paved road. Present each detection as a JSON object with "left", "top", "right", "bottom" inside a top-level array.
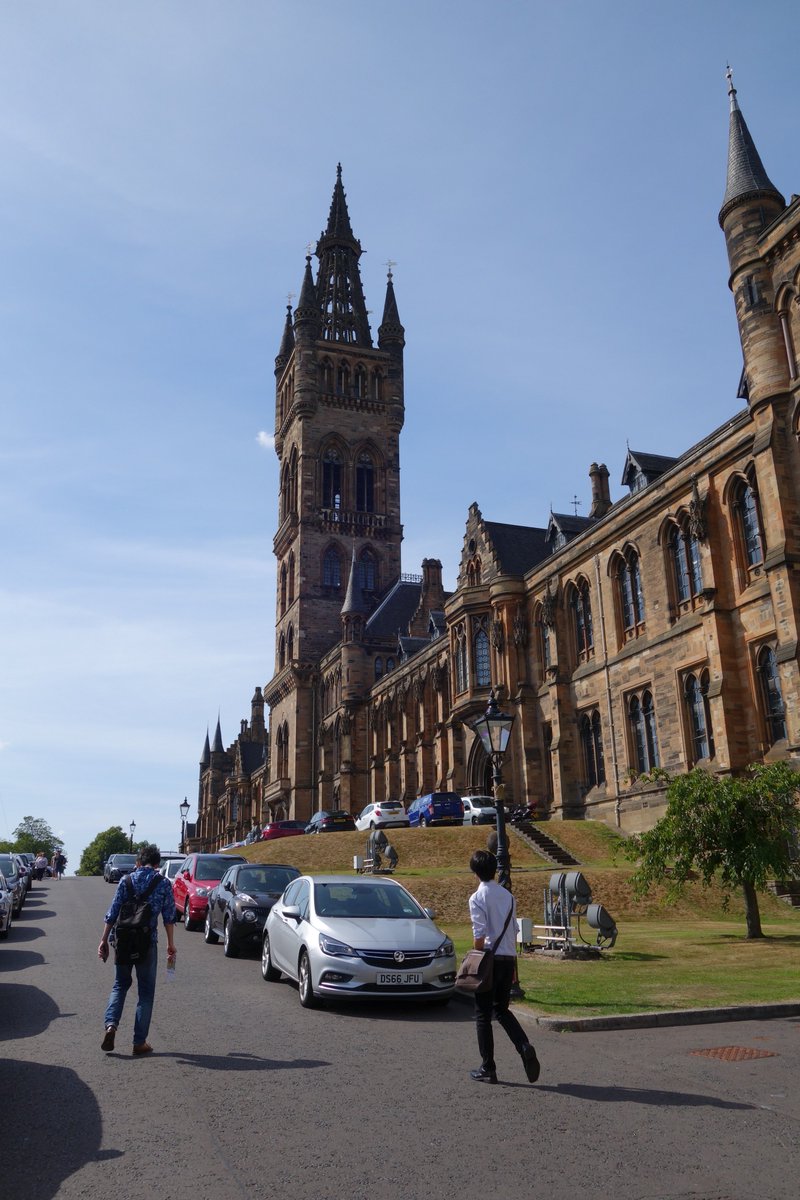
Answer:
[{"left": 2, "top": 877, "right": 798, "bottom": 1200}]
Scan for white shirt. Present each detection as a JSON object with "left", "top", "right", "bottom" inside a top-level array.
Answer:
[{"left": 468, "top": 880, "right": 517, "bottom": 957}]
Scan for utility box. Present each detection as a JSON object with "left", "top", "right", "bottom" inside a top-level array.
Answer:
[
  {"left": 516, "top": 917, "right": 533, "bottom": 946},
  {"left": 353, "top": 855, "right": 363, "bottom": 872}
]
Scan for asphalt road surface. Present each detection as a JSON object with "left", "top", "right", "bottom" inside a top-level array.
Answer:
[{"left": 2, "top": 876, "right": 798, "bottom": 1200}]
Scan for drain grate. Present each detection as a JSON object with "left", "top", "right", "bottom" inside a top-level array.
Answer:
[{"left": 690, "top": 1045, "right": 777, "bottom": 1061}]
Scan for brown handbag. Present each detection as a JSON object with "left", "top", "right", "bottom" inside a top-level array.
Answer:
[{"left": 454, "top": 903, "right": 514, "bottom": 993}]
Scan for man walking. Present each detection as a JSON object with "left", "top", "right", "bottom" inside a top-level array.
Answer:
[
  {"left": 467, "top": 849, "right": 540, "bottom": 1084},
  {"left": 98, "top": 843, "right": 177, "bottom": 1056}
]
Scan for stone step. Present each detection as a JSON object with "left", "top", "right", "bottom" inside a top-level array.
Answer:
[
  {"left": 510, "top": 820, "right": 580, "bottom": 867},
  {"left": 767, "top": 880, "right": 800, "bottom": 907}
]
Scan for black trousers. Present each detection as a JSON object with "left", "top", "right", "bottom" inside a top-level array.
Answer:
[{"left": 474, "top": 957, "right": 528, "bottom": 1072}]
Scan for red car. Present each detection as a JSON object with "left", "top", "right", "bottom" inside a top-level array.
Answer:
[
  {"left": 261, "top": 820, "right": 307, "bottom": 840},
  {"left": 172, "top": 852, "right": 246, "bottom": 930}
]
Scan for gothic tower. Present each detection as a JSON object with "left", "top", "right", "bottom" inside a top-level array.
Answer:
[{"left": 263, "top": 166, "right": 406, "bottom": 820}]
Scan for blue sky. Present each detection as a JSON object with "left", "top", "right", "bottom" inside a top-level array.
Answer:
[{"left": 0, "top": 2, "right": 796, "bottom": 863}]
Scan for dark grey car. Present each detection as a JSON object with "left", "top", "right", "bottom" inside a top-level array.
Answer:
[
  {"left": 204, "top": 862, "right": 300, "bottom": 957},
  {"left": 0, "top": 855, "right": 26, "bottom": 916}
]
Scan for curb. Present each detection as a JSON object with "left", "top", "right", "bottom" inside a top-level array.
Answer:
[{"left": 514, "top": 1000, "right": 800, "bottom": 1033}]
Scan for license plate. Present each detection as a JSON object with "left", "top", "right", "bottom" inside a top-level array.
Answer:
[{"left": 377, "top": 971, "right": 422, "bottom": 986}]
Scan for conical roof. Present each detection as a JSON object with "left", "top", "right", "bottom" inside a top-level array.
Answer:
[
  {"left": 378, "top": 270, "right": 405, "bottom": 347},
  {"left": 323, "top": 163, "right": 355, "bottom": 241},
  {"left": 275, "top": 304, "right": 295, "bottom": 370},
  {"left": 719, "top": 69, "right": 784, "bottom": 225},
  {"left": 211, "top": 717, "right": 224, "bottom": 754},
  {"left": 342, "top": 546, "right": 370, "bottom": 616},
  {"left": 200, "top": 730, "right": 211, "bottom": 768}
]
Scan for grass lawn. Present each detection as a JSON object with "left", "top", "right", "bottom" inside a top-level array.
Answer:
[{"left": 242, "top": 819, "right": 800, "bottom": 1016}]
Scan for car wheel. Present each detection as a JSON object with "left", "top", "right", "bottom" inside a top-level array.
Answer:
[
  {"left": 223, "top": 919, "right": 239, "bottom": 958},
  {"left": 298, "top": 950, "right": 318, "bottom": 1008},
  {"left": 471, "top": 816, "right": 478, "bottom": 825},
  {"left": 183, "top": 902, "right": 196, "bottom": 931},
  {"left": 420, "top": 816, "right": 429, "bottom": 828},
  {"left": 261, "top": 931, "right": 280, "bottom": 981},
  {"left": 204, "top": 909, "right": 219, "bottom": 944}
]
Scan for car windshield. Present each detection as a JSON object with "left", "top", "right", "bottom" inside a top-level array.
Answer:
[
  {"left": 0, "top": 857, "right": 18, "bottom": 877},
  {"left": 165, "top": 861, "right": 183, "bottom": 878},
  {"left": 196, "top": 857, "right": 238, "bottom": 881},
  {"left": 238, "top": 866, "right": 298, "bottom": 893},
  {"left": 314, "top": 882, "right": 425, "bottom": 919},
  {"left": 115, "top": 855, "right": 137, "bottom": 866},
  {"left": 380, "top": 803, "right": 403, "bottom": 810}
]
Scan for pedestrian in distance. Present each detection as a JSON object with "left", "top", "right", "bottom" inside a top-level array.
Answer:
[
  {"left": 467, "top": 849, "right": 540, "bottom": 1085},
  {"left": 98, "top": 843, "right": 177, "bottom": 1056},
  {"left": 34, "top": 851, "right": 48, "bottom": 881}
]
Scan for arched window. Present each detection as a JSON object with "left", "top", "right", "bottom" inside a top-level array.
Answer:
[
  {"left": 386, "top": 657, "right": 395, "bottom": 673},
  {"left": 668, "top": 522, "right": 703, "bottom": 606},
  {"left": 685, "top": 671, "right": 714, "bottom": 762},
  {"left": 454, "top": 624, "right": 468, "bottom": 694},
  {"left": 580, "top": 710, "right": 605, "bottom": 787},
  {"left": 280, "top": 463, "right": 290, "bottom": 522},
  {"left": 287, "top": 626, "right": 294, "bottom": 662},
  {"left": 375, "top": 656, "right": 383, "bottom": 681},
  {"left": 372, "top": 370, "right": 383, "bottom": 400},
  {"left": 356, "top": 452, "right": 375, "bottom": 513},
  {"left": 321, "top": 360, "right": 333, "bottom": 391},
  {"left": 322, "top": 447, "right": 342, "bottom": 510},
  {"left": 758, "top": 646, "right": 787, "bottom": 744},
  {"left": 474, "top": 627, "right": 491, "bottom": 687},
  {"left": 354, "top": 365, "right": 367, "bottom": 398},
  {"left": 323, "top": 546, "right": 342, "bottom": 588},
  {"left": 280, "top": 564, "right": 287, "bottom": 616},
  {"left": 278, "top": 633, "right": 286, "bottom": 670},
  {"left": 616, "top": 549, "right": 645, "bottom": 635},
  {"left": 736, "top": 478, "right": 764, "bottom": 568},
  {"left": 287, "top": 551, "right": 295, "bottom": 604},
  {"left": 628, "top": 689, "right": 659, "bottom": 774},
  {"left": 571, "top": 579, "right": 594, "bottom": 660},
  {"left": 288, "top": 448, "right": 298, "bottom": 515},
  {"left": 358, "top": 549, "right": 377, "bottom": 592},
  {"left": 336, "top": 362, "right": 349, "bottom": 395}
]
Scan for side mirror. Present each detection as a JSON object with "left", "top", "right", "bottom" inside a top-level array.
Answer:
[
  {"left": 282, "top": 904, "right": 302, "bottom": 922},
  {"left": 182, "top": 869, "right": 191, "bottom": 878},
  {"left": 224, "top": 881, "right": 234, "bottom": 893},
  {"left": 423, "top": 907, "right": 437, "bottom": 920}
]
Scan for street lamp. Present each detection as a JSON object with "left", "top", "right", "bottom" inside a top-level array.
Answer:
[
  {"left": 180, "top": 797, "right": 190, "bottom": 853},
  {"left": 129, "top": 820, "right": 136, "bottom": 853},
  {"left": 472, "top": 691, "right": 516, "bottom": 891}
]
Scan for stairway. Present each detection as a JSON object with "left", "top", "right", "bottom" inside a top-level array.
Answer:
[
  {"left": 767, "top": 880, "right": 800, "bottom": 908},
  {"left": 510, "top": 820, "right": 579, "bottom": 867}
]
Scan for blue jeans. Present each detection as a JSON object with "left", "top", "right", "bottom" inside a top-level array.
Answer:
[{"left": 104, "top": 945, "right": 158, "bottom": 1046}]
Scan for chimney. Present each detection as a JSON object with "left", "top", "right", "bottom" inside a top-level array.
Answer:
[
  {"left": 589, "top": 463, "right": 611, "bottom": 518},
  {"left": 408, "top": 559, "right": 446, "bottom": 636}
]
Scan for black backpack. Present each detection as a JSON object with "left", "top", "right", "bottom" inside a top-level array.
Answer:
[{"left": 114, "top": 873, "right": 161, "bottom": 966}]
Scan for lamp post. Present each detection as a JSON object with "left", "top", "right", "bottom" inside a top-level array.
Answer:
[
  {"left": 179, "top": 797, "right": 190, "bottom": 853},
  {"left": 129, "top": 820, "right": 136, "bottom": 853},
  {"left": 472, "top": 691, "right": 516, "bottom": 891}
]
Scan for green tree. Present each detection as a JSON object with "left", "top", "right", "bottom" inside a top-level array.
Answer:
[
  {"left": 625, "top": 763, "right": 800, "bottom": 939},
  {"left": 77, "top": 826, "right": 132, "bottom": 876},
  {"left": 12, "top": 816, "right": 62, "bottom": 859}
]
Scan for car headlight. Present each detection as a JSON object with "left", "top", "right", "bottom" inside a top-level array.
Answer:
[
  {"left": 435, "top": 938, "right": 455, "bottom": 958},
  {"left": 319, "top": 933, "right": 357, "bottom": 957},
  {"left": 196, "top": 887, "right": 209, "bottom": 897},
  {"left": 242, "top": 909, "right": 257, "bottom": 922}
]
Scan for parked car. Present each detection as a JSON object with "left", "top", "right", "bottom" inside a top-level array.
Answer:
[
  {"left": 406, "top": 793, "right": 464, "bottom": 828},
  {"left": 0, "top": 871, "right": 13, "bottom": 938},
  {"left": 103, "top": 853, "right": 138, "bottom": 884},
  {"left": 305, "top": 810, "right": 357, "bottom": 834},
  {"left": 205, "top": 862, "right": 300, "bottom": 956},
  {"left": 173, "top": 852, "right": 246, "bottom": 930},
  {"left": 159, "top": 857, "right": 186, "bottom": 882},
  {"left": 261, "top": 820, "right": 307, "bottom": 840},
  {"left": 0, "top": 855, "right": 25, "bottom": 915},
  {"left": 461, "top": 796, "right": 497, "bottom": 826},
  {"left": 14, "top": 854, "right": 33, "bottom": 893},
  {"left": 261, "top": 874, "right": 456, "bottom": 1007},
  {"left": 354, "top": 802, "right": 409, "bottom": 832}
]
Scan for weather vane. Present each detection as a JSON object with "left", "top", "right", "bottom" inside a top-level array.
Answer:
[
  {"left": 385, "top": 258, "right": 397, "bottom": 280},
  {"left": 571, "top": 495, "right": 582, "bottom": 517}
]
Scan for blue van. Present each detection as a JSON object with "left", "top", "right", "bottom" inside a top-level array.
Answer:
[{"left": 407, "top": 792, "right": 464, "bottom": 828}]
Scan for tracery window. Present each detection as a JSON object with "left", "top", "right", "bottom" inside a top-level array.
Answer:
[
  {"left": 684, "top": 670, "right": 714, "bottom": 763},
  {"left": 454, "top": 624, "right": 468, "bottom": 694},
  {"left": 580, "top": 709, "right": 605, "bottom": 787},
  {"left": 473, "top": 624, "right": 491, "bottom": 688},
  {"left": 322, "top": 447, "right": 342, "bottom": 510},
  {"left": 278, "top": 633, "right": 286, "bottom": 670},
  {"left": 358, "top": 549, "right": 377, "bottom": 592},
  {"left": 757, "top": 645, "right": 787, "bottom": 744},
  {"left": 287, "top": 625, "right": 294, "bottom": 662},
  {"left": 287, "top": 551, "right": 295, "bottom": 605},
  {"left": 570, "top": 578, "right": 594, "bottom": 661},
  {"left": 669, "top": 522, "right": 703, "bottom": 605},
  {"left": 615, "top": 548, "right": 645, "bottom": 637},
  {"left": 628, "top": 689, "right": 659, "bottom": 774},
  {"left": 323, "top": 546, "right": 342, "bottom": 588},
  {"left": 356, "top": 452, "right": 375, "bottom": 513},
  {"left": 735, "top": 477, "right": 764, "bottom": 569},
  {"left": 280, "top": 564, "right": 287, "bottom": 616}
]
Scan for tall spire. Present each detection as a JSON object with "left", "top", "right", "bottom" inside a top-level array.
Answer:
[
  {"left": 378, "top": 265, "right": 405, "bottom": 349},
  {"left": 341, "top": 544, "right": 369, "bottom": 616},
  {"left": 211, "top": 717, "right": 224, "bottom": 754},
  {"left": 274, "top": 304, "right": 295, "bottom": 374},
  {"left": 293, "top": 255, "right": 319, "bottom": 338},
  {"left": 200, "top": 729, "right": 211, "bottom": 769},
  {"left": 314, "top": 165, "right": 373, "bottom": 347},
  {"left": 719, "top": 67, "right": 784, "bottom": 226}
]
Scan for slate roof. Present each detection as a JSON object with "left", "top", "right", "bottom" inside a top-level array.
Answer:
[
  {"left": 398, "top": 636, "right": 429, "bottom": 661},
  {"left": 622, "top": 450, "right": 679, "bottom": 489},
  {"left": 484, "top": 521, "right": 550, "bottom": 576},
  {"left": 720, "top": 76, "right": 784, "bottom": 222},
  {"left": 239, "top": 742, "right": 267, "bottom": 776},
  {"left": 365, "top": 579, "right": 421, "bottom": 638}
]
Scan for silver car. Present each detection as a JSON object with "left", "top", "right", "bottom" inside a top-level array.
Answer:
[
  {"left": 261, "top": 875, "right": 456, "bottom": 1007},
  {"left": 0, "top": 870, "right": 13, "bottom": 938}
]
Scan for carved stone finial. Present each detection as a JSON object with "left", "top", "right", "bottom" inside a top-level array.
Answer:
[
  {"left": 491, "top": 618, "right": 505, "bottom": 651},
  {"left": 541, "top": 582, "right": 558, "bottom": 628},
  {"left": 512, "top": 603, "right": 529, "bottom": 648}
]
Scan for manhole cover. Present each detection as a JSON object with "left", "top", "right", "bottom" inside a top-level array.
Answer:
[{"left": 690, "top": 1046, "right": 777, "bottom": 1061}]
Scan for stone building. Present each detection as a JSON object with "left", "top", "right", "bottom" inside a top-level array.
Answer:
[{"left": 193, "top": 77, "right": 800, "bottom": 848}]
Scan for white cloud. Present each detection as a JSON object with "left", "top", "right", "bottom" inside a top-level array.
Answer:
[{"left": 257, "top": 431, "right": 275, "bottom": 451}]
